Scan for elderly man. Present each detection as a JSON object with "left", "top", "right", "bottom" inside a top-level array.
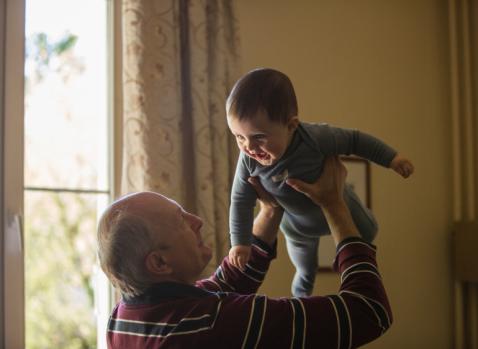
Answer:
[{"left": 97, "top": 157, "right": 392, "bottom": 348}]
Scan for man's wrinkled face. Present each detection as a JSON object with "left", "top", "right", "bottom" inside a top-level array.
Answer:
[
  {"left": 157, "top": 199, "right": 213, "bottom": 283},
  {"left": 227, "top": 110, "right": 298, "bottom": 166},
  {"left": 122, "top": 192, "right": 212, "bottom": 284}
]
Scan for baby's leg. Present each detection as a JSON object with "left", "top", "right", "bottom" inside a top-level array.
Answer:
[
  {"left": 344, "top": 184, "right": 378, "bottom": 243},
  {"left": 285, "top": 236, "right": 319, "bottom": 297}
]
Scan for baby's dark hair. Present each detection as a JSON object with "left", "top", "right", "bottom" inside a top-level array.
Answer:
[{"left": 226, "top": 68, "right": 298, "bottom": 124}]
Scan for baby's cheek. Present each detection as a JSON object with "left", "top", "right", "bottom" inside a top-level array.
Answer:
[{"left": 271, "top": 145, "right": 285, "bottom": 157}]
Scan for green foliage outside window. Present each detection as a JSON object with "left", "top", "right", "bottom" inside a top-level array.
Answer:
[
  {"left": 25, "top": 192, "right": 97, "bottom": 349},
  {"left": 25, "top": 31, "right": 99, "bottom": 349}
]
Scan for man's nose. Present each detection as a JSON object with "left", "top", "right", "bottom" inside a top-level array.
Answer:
[{"left": 191, "top": 214, "right": 203, "bottom": 232}]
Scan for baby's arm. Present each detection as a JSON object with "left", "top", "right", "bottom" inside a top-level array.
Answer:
[
  {"left": 317, "top": 124, "right": 414, "bottom": 178},
  {"left": 390, "top": 154, "right": 414, "bottom": 178},
  {"left": 229, "top": 153, "right": 258, "bottom": 269},
  {"left": 229, "top": 176, "right": 283, "bottom": 270},
  {"left": 229, "top": 245, "right": 251, "bottom": 270}
]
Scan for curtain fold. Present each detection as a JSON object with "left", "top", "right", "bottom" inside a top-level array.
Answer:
[
  {"left": 448, "top": 0, "right": 478, "bottom": 348},
  {"left": 121, "top": 0, "right": 240, "bottom": 274}
]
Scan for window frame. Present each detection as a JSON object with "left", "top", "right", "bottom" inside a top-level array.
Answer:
[
  {"left": 1, "top": 0, "right": 117, "bottom": 347},
  {"left": 1, "top": 0, "right": 26, "bottom": 348}
]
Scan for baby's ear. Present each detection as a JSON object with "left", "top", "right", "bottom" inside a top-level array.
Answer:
[{"left": 287, "top": 116, "right": 299, "bottom": 132}]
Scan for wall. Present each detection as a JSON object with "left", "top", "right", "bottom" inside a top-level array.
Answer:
[{"left": 237, "top": 1, "right": 453, "bottom": 348}]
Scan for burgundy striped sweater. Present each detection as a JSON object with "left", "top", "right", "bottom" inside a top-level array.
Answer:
[{"left": 107, "top": 237, "right": 392, "bottom": 348}]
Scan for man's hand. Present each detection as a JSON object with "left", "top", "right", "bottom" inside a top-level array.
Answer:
[
  {"left": 390, "top": 154, "right": 414, "bottom": 178},
  {"left": 286, "top": 156, "right": 360, "bottom": 245},
  {"left": 248, "top": 177, "right": 280, "bottom": 209},
  {"left": 286, "top": 156, "right": 347, "bottom": 208},
  {"left": 229, "top": 245, "right": 251, "bottom": 270},
  {"left": 247, "top": 177, "right": 283, "bottom": 247}
]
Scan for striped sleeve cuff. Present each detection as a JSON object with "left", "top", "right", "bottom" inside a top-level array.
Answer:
[
  {"left": 251, "top": 236, "right": 277, "bottom": 259},
  {"left": 333, "top": 237, "right": 376, "bottom": 272},
  {"left": 335, "top": 236, "right": 375, "bottom": 253}
]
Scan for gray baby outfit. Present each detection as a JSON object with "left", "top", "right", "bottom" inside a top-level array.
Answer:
[{"left": 229, "top": 122, "right": 397, "bottom": 296}]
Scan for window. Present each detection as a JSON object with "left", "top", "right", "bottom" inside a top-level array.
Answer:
[{"left": 23, "top": 0, "right": 113, "bottom": 348}]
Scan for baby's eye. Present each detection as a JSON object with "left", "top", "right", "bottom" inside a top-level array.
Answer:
[
  {"left": 236, "top": 135, "right": 245, "bottom": 141},
  {"left": 253, "top": 135, "right": 266, "bottom": 141}
]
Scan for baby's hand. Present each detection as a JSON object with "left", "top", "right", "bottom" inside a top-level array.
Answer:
[
  {"left": 390, "top": 154, "right": 414, "bottom": 178},
  {"left": 229, "top": 245, "right": 251, "bottom": 270}
]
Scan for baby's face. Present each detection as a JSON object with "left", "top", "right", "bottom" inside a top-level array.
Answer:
[{"left": 227, "top": 110, "right": 298, "bottom": 166}]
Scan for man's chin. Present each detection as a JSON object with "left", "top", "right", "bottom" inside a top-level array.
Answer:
[{"left": 202, "top": 246, "right": 213, "bottom": 263}]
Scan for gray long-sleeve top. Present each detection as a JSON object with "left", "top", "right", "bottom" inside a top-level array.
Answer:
[{"left": 229, "top": 122, "right": 397, "bottom": 246}]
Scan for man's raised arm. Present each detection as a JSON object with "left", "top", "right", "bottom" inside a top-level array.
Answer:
[
  {"left": 198, "top": 157, "right": 392, "bottom": 348},
  {"left": 196, "top": 177, "right": 283, "bottom": 294}
]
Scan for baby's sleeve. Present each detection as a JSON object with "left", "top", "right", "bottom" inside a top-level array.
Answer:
[
  {"left": 314, "top": 124, "right": 397, "bottom": 167},
  {"left": 229, "top": 153, "right": 258, "bottom": 246}
]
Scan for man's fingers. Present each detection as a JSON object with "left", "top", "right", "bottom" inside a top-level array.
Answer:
[
  {"left": 248, "top": 176, "right": 280, "bottom": 207},
  {"left": 331, "top": 156, "right": 347, "bottom": 180},
  {"left": 248, "top": 177, "right": 267, "bottom": 196},
  {"left": 286, "top": 178, "right": 310, "bottom": 195}
]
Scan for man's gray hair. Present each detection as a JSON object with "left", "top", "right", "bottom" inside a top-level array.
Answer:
[{"left": 97, "top": 208, "right": 156, "bottom": 297}]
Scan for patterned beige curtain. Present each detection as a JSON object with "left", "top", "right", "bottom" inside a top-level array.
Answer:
[{"left": 121, "top": 0, "right": 240, "bottom": 274}]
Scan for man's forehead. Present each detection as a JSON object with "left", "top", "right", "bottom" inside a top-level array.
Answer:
[{"left": 113, "top": 191, "right": 182, "bottom": 215}]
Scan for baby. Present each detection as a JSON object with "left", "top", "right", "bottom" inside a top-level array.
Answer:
[{"left": 227, "top": 68, "right": 414, "bottom": 297}]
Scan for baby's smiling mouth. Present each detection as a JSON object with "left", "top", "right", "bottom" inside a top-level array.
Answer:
[{"left": 248, "top": 151, "right": 270, "bottom": 161}]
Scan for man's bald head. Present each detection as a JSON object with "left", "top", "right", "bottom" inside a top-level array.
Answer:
[
  {"left": 97, "top": 191, "right": 211, "bottom": 296},
  {"left": 97, "top": 192, "right": 171, "bottom": 296}
]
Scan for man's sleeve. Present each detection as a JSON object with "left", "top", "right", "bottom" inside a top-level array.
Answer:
[
  {"left": 314, "top": 124, "right": 397, "bottom": 167},
  {"left": 196, "top": 237, "right": 276, "bottom": 294},
  {"left": 209, "top": 237, "right": 392, "bottom": 348},
  {"left": 229, "top": 153, "right": 258, "bottom": 246}
]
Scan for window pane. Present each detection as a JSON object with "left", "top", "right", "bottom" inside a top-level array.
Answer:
[
  {"left": 24, "top": 1, "right": 110, "bottom": 348},
  {"left": 25, "top": 0, "right": 107, "bottom": 190},
  {"left": 24, "top": 191, "right": 107, "bottom": 349}
]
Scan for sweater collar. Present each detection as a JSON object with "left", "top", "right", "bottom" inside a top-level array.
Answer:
[{"left": 122, "top": 281, "right": 212, "bottom": 305}]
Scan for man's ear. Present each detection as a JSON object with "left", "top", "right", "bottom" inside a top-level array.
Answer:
[
  {"left": 145, "top": 250, "right": 172, "bottom": 276},
  {"left": 287, "top": 116, "right": 299, "bottom": 133}
]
